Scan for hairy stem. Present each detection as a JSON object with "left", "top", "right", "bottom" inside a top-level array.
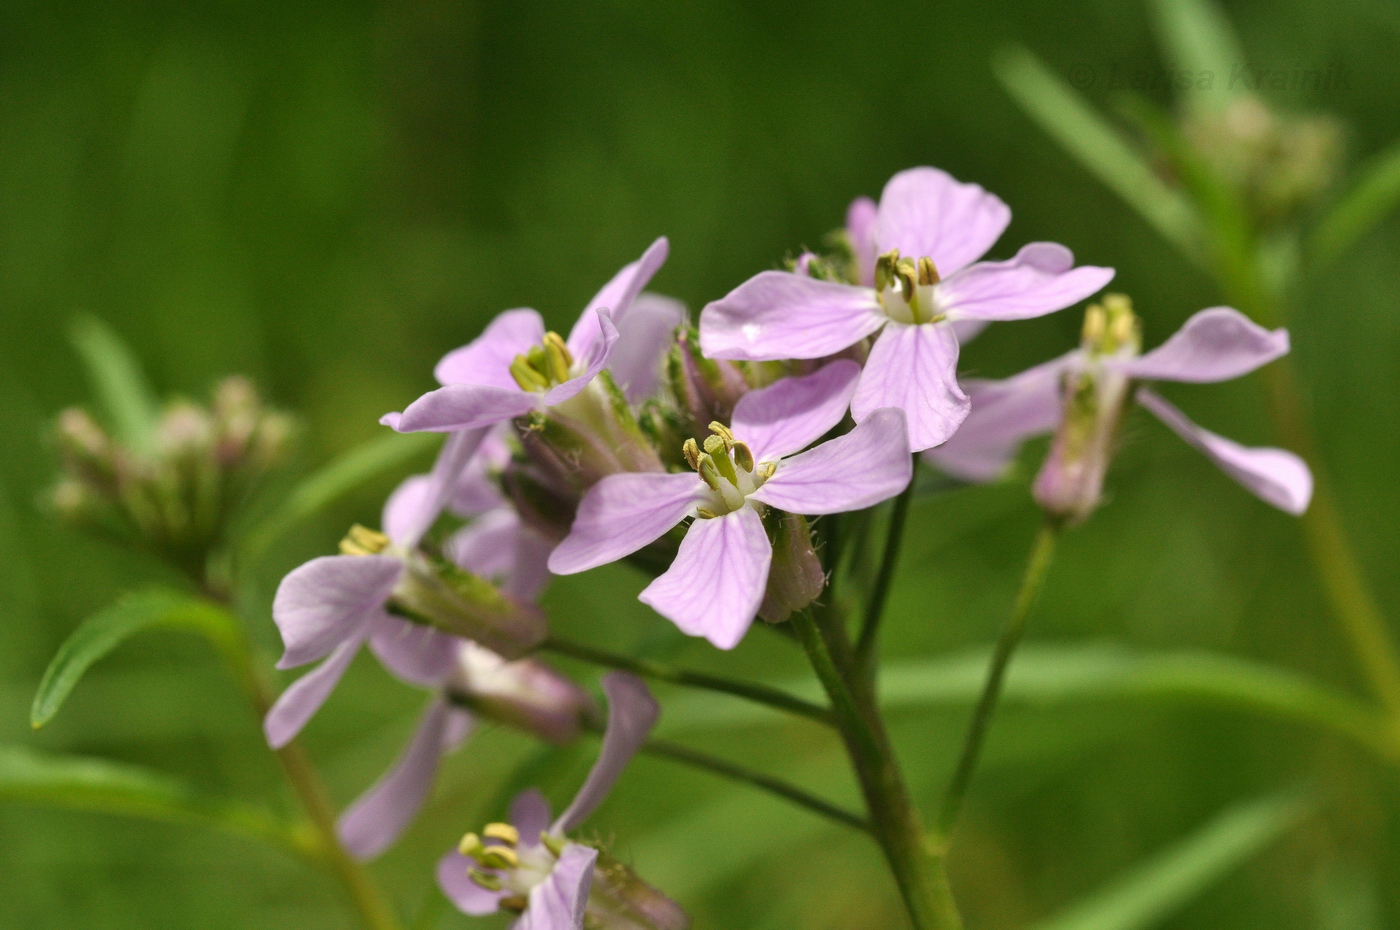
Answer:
[
  {"left": 937, "top": 522, "right": 1058, "bottom": 837},
  {"left": 856, "top": 473, "right": 916, "bottom": 674}
]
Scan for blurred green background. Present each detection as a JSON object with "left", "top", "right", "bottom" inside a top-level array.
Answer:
[{"left": 3, "top": 0, "right": 1399, "bottom": 926}]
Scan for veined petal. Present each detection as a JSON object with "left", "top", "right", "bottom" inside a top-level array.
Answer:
[
  {"left": 544, "top": 309, "right": 620, "bottom": 406},
  {"left": 389, "top": 427, "right": 490, "bottom": 549},
  {"left": 851, "top": 321, "right": 969, "bottom": 452},
  {"left": 578, "top": 238, "right": 671, "bottom": 342},
  {"left": 511, "top": 788, "right": 553, "bottom": 847},
  {"left": 552, "top": 673, "right": 659, "bottom": 835},
  {"left": 938, "top": 243, "right": 1114, "bottom": 322},
  {"left": 517, "top": 842, "right": 598, "bottom": 930},
  {"left": 449, "top": 425, "right": 513, "bottom": 518},
  {"left": 387, "top": 384, "right": 536, "bottom": 434},
  {"left": 368, "top": 613, "right": 458, "bottom": 686},
  {"left": 1137, "top": 389, "right": 1312, "bottom": 515},
  {"left": 846, "top": 196, "right": 879, "bottom": 287},
  {"left": 338, "top": 697, "right": 474, "bottom": 860},
  {"left": 874, "top": 167, "right": 1010, "bottom": 276},
  {"left": 382, "top": 475, "right": 433, "bottom": 547},
  {"left": 548, "top": 472, "right": 704, "bottom": 575},
  {"left": 752, "top": 408, "right": 911, "bottom": 513},
  {"left": 1118, "top": 308, "right": 1290, "bottom": 383},
  {"left": 608, "top": 292, "right": 686, "bottom": 402},
  {"left": 273, "top": 555, "right": 403, "bottom": 668},
  {"left": 732, "top": 359, "right": 860, "bottom": 462},
  {"left": 699, "top": 271, "right": 885, "bottom": 361},
  {"left": 923, "top": 352, "right": 1076, "bottom": 482},
  {"left": 639, "top": 507, "right": 771, "bottom": 650},
  {"left": 264, "top": 634, "right": 365, "bottom": 748},
  {"left": 437, "top": 850, "right": 506, "bottom": 916},
  {"left": 435, "top": 309, "right": 547, "bottom": 388}
]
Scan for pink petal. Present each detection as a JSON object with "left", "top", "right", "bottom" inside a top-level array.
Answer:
[
  {"left": 511, "top": 788, "right": 553, "bottom": 847},
  {"left": 388, "top": 427, "right": 490, "bottom": 549},
  {"left": 938, "top": 243, "right": 1114, "bottom": 322},
  {"left": 382, "top": 475, "right": 433, "bottom": 547},
  {"left": 387, "top": 383, "right": 536, "bottom": 434},
  {"left": 264, "top": 634, "right": 365, "bottom": 748},
  {"left": 368, "top": 613, "right": 458, "bottom": 686},
  {"left": 548, "top": 472, "right": 704, "bottom": 575},
  {"left": 272, "top": 555, "right": 403, "bottom": 668},
  {"left": 517, "top": 842, "right": 598, "bottom": 930},
  {"left": 922, "top": 352, "right": 1075, "bottom": 482},
  {"left": 731, "top": 359, "right": 860, "bottom": 462},
  {"left": 874, "top": 167, "right": 1010, "bottom": 276},
  {"left": 543, "top": 309, "right": 620, "bottom": 406},
  {"left": 574, "top": 237, "right": 671, "bottom": 350},
  {"left": 699, "top": 271, "right": 885, "bottom": 361},
  {"left": 551, "top": 673, "right": 658, "bottom": 835},
  {"left": 951, "top": 319, "right": 990, "bottom": 343},
  {"left": 448, "top": 425, "right": 513, "bottom": 518},
  {"left": 437, "top": 850, "right": 506, "bottom": 915},
  {"left": 1136, "top": 389, "right": 1312, "bottom": 515},
  {"left": 338, "top": 697, "right": 474, "bottom": 860},
  {"left": 1118, "top": 308, "right": 1290, "bottom": 383},
  {"left": 608, "top": 292, "right": 686, "bottom": 402},
  {"left": 639, "top": 507, "right": 772, "bottom": 650},
  {"left": 435, "top": 308, "right": 546, "bottom": 388},
  {"left": 851, "top": 321, "right": 969, "bottom": 452},
  {"left": 846, "top": 195, "right": 879, "bottom": 286},
  {"left": 751, "top": 408, "right": 911, "bottom": 514},
  {"left": 448, "top": 508, "right": 554, "bottom": 602}
]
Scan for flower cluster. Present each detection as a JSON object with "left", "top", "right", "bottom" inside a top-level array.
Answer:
[{"left": 263, "top": 166, "right": 1313, "bottom": 928}]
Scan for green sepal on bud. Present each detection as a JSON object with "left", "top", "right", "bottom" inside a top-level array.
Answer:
[
  {"left": 758, "top": 512, "right": 825, "bottom": 623},
  {"left": 390, "top": 555, "right": 547, "bottom": 659}
]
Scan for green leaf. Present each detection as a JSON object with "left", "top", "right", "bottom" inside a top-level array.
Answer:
[
  {"left": 239, "top": 430, "right": 439, "bottom": 561},
  {"left": 993, "top": 46, "right": 1206, "bottom": 268},
  {"left": 0, "top": 745, "right": 309, "bottom": 855},
  {"left": 1309, "top": 138, "right": 1400, "bottom": 270},
  {"left": 31, "top": 589, "right": 241, "bottom": 729},
  {"left": 68, "top": 315, "right": 161, "bottom": 454},
  {"left": 1148, "top": 0, "right": 1247, "bottom": 114},
  {"left": 1033, "top": 790, "right": 1309, "bottom": 930}
]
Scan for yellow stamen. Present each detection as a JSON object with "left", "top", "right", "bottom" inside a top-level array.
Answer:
[
  {"left": 458, "top": 832, "right": 484, "bottom": 857},
  {"left": 918, "top": 256, "right": 940, "bottom": 286},
  {"left": 340, "top": 524, "right": 390, "bottom": 556},
  {"left": 483, "top": 822, "right": 520, "bottom": 846},
  {"left": 478, "top": 846, "right": 520, "bottom": 870}
]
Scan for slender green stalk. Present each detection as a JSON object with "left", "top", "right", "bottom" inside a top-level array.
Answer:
[
  {"left": 937, "top": 523, "right": 1058, "bottom": 837},
  {"left": 856, "top": 473, "right": 916, "bottom": 673},
  {"left": 540, "top": 635, "right": 836, "bottom": 727}
]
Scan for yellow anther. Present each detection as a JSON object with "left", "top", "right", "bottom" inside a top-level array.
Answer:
[
  {"left": 874, "top": 250, "right": 901, "bottom": 291},
  {"left": 1081, "top": 304, "right": 1106, "bottom": 348},
  {"left": 500, "top": 894, "right": 529, "bottom": 914},
  {"left": 697, "top": 455, "right": 723, "bottom": 491},
  {"left": 896, "top": 259, "right": 918, "bottom": 304},
  {"left": 917, "top": 256, "right": 940, "bottom": 286},
  {"left": 510, "top": 355, "right": 550, "bottom": 391},
  {"left": 708, "top": 422, "right": 736, "bottom": 446},
  {"left": 468, "top": 867, "right": 503, "bottom": 892},
  {"left": 733, "top": 441, "right": 755, "bottom": 473},
  {"left": 340, "top": 524, "right": 390, "bottom": 556},
  {"left": 758, "top": 461, "right": 777, "bottom": 480},
  {"left": 696, "top": 507, "right": 718, "bottom": 519},
  {"left": 682, "top": 438, "right": 701, "bottom": 470},
  {"left": 483, "top": 823, "right": 520, "bottom": 846},
  {"left": 542, "top": 332, "right": 573, "bottom": 384},
  {"left": 458, "top": 832, "right": 484, "bottom": 857},
  {"left": 478, "top": 845, "right": 520, "bottom": 870},
  {"left": 702, "top": 434, "right": 728, "bottom": 458}
]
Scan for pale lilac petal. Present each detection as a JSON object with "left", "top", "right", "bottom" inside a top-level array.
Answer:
[
  {"left": 548, "top": 472, "right": 704, "bottom": 575},
  {"left": 922, "top": 352, "right": 1075, "bottom": 482},
  {"left": 639, "top": 508, "right": 771, "bottom": 651},
  {"left": 517, "top": 843, "right": 598, "bottom": 930},
  {"left": 389, "top": 427, "right": 490, "bottom": 549},
  {"left": 699, "top": 271, "right": 885, "bottom": 361},
  {"left": 731, "top": 360, "right": 860, "bottom": 461},
  {"left": 851, "top": 321, "right": 969, "bottom": 452},
  {"left": 448, "top": 509, "right": 554, "bottom": 602},
  {"left": 449, "top": 426, "right": 512, "bottom": 518},
  {"left": 951, "top": 319, "right": 990, "bottom": 343},
  {"left": 368, "top": 613, "right": 458, "bottom": 686},
  {"left": 608, "top": 292, "right": 686, "bottom": 402},
  {"left": 272, "top": 555, "right": 403, "bottom": 668},
  {"left": 437, "top": 850, "right": 506, "bottom": 916},
  {"left": 1137, "top": 389, "right": 1312, "bottom": 514},
  {"left": 511, "top": 788, "right": 553, "bottom": 846},
  {"left": 435, "top": 309, "right": 547, "bottom": 388},
  {"left": 938, "top": 243, "right": 1114, "bottom": 322},
  {"left": 552, "top": 672, "right": 659, "bottom": 834},
  {"left": 382, "top": 475, "right": 433, "bottom": 546},
  {"left": 543, "top": 309, "right": 620, "bottom": 407},
  {"left": 264, "top": 634, "right": 365, "bottom": 748},
  {"left": 339, "top": 697, "right": 473, "bottom": 859},
  {"left": 846, "top": 196, "right": 879, "bottom": 286},
  {"left": 387, "top": 383, "right": 536, "bottom": 434},
  {"left": 874, "top": 167, "right": 1010, "bottom": 275},
  {"left": 1118, "top": 308, "right": 1290, "bottom": 383},
  {"left": 576, "top": 237, "right": 670, "bottom": 344},
  {"left": 751, "top": 408, "right": 911, "bottom": 514}
]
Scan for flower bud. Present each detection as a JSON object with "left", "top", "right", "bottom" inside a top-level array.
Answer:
[
  {"left": 391, "top": 554, "right": 548, "bottom": 660},
  {"left": 758, "top": 513, "right": 825, "bottom": 623},
  {"left": 666, "top": 328, "right": 752, "bottom": 444},
  {"left": 446, "top": 643, "right": 593, "bottom": 743},
  {"left": 587, "top": 850, "right": 691, "bottom": 930},
  {"left": 526, "top": 370, "right": 665, "bottom": 492}
]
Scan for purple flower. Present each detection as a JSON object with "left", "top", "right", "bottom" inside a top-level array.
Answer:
[
  {"left": 699, "top": 167, "right": 1115, "bottom": 451},
  {"left": 438, "top": 673, "right": 688, "bottom": 930},
  {"left": 548, "top": 361, "right": 912, "bottom": 649},
  {"left": 382, "top": 239, "right": 673, "bottom": 434},
  {"left": 925, "top": 299, "right": 1313, "bottom": 519}
]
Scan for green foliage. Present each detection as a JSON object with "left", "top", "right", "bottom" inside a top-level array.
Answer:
[
  {"left": 1309, "top": 139, "right": 1400, "bottom": 270},
  {"left": 68, "top": 316, "right": 161, "bottom": 454},
  {"left": 1147, "top": 0, "right": 1247, "bottom": 114}
]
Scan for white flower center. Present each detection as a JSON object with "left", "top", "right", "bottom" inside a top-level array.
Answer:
[
  {"left": 682, "top": 422, "right": 776, "bottom": 518},
  {"left": 874, "top": 250, "right": 943, "bottom": 325}
]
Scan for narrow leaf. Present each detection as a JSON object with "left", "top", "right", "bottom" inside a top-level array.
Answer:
[
  {"left": 993, "top": 46, "right": 1206, "bottom": 267},
  {"left": 1034, "top": 790, "right": 1309, "bottom": 930},
  {"left": 31, "top": 589, "right": 240, "bottom": 729},
  {"left": 69, "top": 315, "right": 161, "bottom": 453},
  {"left": 1148, "top": 0, "right": 1247, "bottom": 114},
  {"left": 240, "top": 430, "right": 439, "bottom": 561},
  {"left": 0, "top": 745, "right": 308, "bottom": 854},
  {"left": 1309, "top": 138, "right": 1400, "bottom": 270}
]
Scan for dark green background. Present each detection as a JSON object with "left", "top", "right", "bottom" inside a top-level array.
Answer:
[{"left": 2, "top": 0, "right": 1398, "bottom": 926}]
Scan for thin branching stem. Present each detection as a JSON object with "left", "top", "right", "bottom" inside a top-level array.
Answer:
[{"left": 856, "top": 472, "right": 916, "bottom": 673}]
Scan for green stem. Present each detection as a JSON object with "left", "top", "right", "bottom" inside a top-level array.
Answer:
[
  {"left": 792, "top": 609, "right": 964, "bottom": 930},
  {"left": 855, "top": 472, "right": 916, "bottom": 673},
  {"left": 540, "top": 635, "right": 836, "bottom": 727},
  {"left": 937, "top": 522, "right": 1058, "bottom": 837}
]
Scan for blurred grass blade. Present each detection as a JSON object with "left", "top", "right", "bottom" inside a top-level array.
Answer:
[
  {"left": 31, "top": 589, "right": 240, "bottom": 729},
  {"left": 1309, "top": 138, "right": 1400, "bottom": 270},
  {"left": 69, "top": 315, "right": 161, "bottom": 453},
  {"left": 0, "top": 745, "right": 308, "bottom": 855},
  {"left": 240, "top": 430, "right": 439, "bottom": 561},
  {"left": 993, "top": 46, "right": 1205, "bottom": 267},
  {"left": 1148, "top": 0, "right": 1247, "bottom": 113},
  {"left": 1034, "top": 790, "right": 1309, "bottom": 930}
]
